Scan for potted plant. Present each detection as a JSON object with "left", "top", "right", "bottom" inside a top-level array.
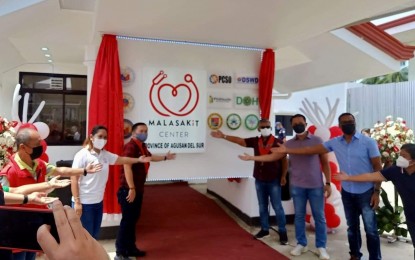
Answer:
[{"left": 371, "top": 116, "right": 414, "bottom": 242}]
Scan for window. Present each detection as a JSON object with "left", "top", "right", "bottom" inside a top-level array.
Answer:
[
  {"left": 275, "top": 115, "right": 294, "bottom": 137},
  {"left": 19, "top": 72, "right": 87, "bottom": 146}
]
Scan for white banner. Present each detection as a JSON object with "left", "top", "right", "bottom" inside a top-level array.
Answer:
[{"left": 140, "top": 68, "right": 207, "bottom": 153}]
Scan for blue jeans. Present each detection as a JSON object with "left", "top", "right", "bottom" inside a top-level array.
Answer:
[
  {"left": 12, "top": 251, "right": 36, "bottom": 260},
  {"left": 341, "top": 188, "right": 381, "bottom": 260},
  {"left": 72, "top": 201, "right": 103, "bottom": 239},
  {"left": 255, "top": 178, "right": 286, "bottom": 233},
  {"left": 291, "top": 185, "right": 326, "bottom": 248}
]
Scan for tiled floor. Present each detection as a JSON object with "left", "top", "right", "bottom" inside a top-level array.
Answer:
[{"left": 46, "top": 183, "right": 415, "bottom": 259}]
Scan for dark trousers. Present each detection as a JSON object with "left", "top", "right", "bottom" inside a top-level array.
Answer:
[
  {"left": 406, "top": 219, "right": 415, "bottom": 259},
  {"left": 341, "top": 188, "right": 381, "bottom": 260},
  {"left": 115, "top": 187, "right": 143, "bottom": 254}
]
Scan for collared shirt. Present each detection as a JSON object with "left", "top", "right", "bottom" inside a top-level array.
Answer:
[
  {"left": 0, "top": 153, "right": 56, "bottom": 187},
  {"left": 245, "top": 136, "right": 284, "bottom": 182},
  {"left": 119, "top": 139, "right": 152, "bottom": 193},
  {"left": 72, "top": 148, "right": 118, "bottom": 204},
  {"left": 323, "top": 133, "right": 380, "bottom": 194},
  {"left": 285, "top": 132, "right": 324, "bottom": 188}
]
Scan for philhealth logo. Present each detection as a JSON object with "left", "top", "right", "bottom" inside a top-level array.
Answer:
[{"left": 149, "top": 71, "right": 200, "bottom": 117}]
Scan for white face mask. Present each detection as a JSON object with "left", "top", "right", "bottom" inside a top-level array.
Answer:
[
  {"left": 92, "top": 138, "right": 107, "bottom": 150},
  {"left": 260, "top": 128, "right": 272, "bottom": 137},
  {"left": 396, "top": 156, "right": 410, "bottom": 168}
]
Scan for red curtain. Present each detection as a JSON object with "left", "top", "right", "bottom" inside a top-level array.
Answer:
[
  {"left": 88, "top": 34, "right": 123, "bottom": 214},
  {"left": 258, "top": 49, "right": 275, "bottom": 120}
]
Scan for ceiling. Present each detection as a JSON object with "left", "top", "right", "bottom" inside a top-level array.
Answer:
[{"left": 0, "top": 0, "right": 414, "bottom": 93}]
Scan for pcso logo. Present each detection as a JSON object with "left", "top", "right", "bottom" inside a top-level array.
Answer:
[
  {"left": 209, "top": 74, "right": 232, "bottom": 84},
  {"left": 149, "top": 71, "right": 200, "bottom": 117}
]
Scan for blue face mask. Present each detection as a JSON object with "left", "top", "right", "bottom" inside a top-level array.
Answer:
[{"left": 136, "top": 133, "right": 147, "bottom": 142}]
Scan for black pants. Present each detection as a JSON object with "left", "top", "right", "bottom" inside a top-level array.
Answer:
[
  {"left": 115, "top": 187, "right": 143, "bottom": 254},
  {"left": 406, "top": 219, "right": 415, "bottom": 259}
]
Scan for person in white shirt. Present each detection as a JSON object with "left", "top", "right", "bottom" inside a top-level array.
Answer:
[{"left": 71, "top": 125, "right": 150, "bottom": 239}]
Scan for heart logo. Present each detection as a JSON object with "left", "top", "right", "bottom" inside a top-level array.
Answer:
[{"left": 150, "top": 72, "right": 199, "bottom": 117}]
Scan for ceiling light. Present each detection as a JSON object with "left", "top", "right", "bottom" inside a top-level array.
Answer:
[
  {"left": 41, "top": 47, "right": 49, "bottom": 51},
  {"left": 47, "top": 59, "right": 53, "bottom": 63},
  {"left": 45, "top": 54, "right": 51, "bottom": 57}
]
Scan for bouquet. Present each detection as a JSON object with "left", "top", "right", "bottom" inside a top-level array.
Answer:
[
  {"left": 371, "top": 115, "right": 414, "bottom": 164},
  {"left": 0, "top": 116, "right": 17, "bottom": 170}
]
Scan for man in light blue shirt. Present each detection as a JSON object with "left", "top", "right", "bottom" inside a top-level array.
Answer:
[{"left": 274, "top": 113, "right": 382, "bottom": 260}]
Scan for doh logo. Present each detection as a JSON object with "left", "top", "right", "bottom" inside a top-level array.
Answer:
[{"left": 149, "top": 71, "right": 200, "bottom": 117}]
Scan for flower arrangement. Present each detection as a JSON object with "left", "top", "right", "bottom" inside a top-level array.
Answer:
[
  {"left": 0, "top": 116, "right": 17, "bottom": 170},
  {"left": 371, "top": 115, "right": 414, "bottom": 164}
]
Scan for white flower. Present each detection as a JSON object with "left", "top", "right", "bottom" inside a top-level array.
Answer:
[
  {"left": 396, "top": 117, "right": 403, "bottom": 123},
  {"left": 386, "top": 115, "right": 393, "bottom": 121},
  {"left": 382, "top": 151, "right": 390, "bottom": 157}
]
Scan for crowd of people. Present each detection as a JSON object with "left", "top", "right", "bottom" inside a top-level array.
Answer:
[{"left": 0, "top": 112, "right": 414, "bottom": 259}]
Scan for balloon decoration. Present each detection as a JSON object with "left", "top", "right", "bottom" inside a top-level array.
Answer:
[
  {"left": 11, "top": 84, "right": 50, "bottom": 162},
  {"left": 300, "top": 97, "right": 343, "bottom": 230}
]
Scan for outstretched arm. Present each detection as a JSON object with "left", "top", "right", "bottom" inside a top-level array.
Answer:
[
  {"left": 53, "top": 162, "right": 103, "bottom": 177},
  {"left": 211, "top": 130, "right": 246, "bottom": 147},
  {"left": 335, "top": 171, "right": 386, "bottom": 182},
  {"left": 8, "top": 176, "right": 70, "bottom": 195},
  {"left": 239, "top": 152, "right": 285, "bottom": 162},
  {"left": 115, "top": 155, "right": 151, "bottom": 165},
  {"left": 272, "top": 143, "right": 328, "bottom": 155}
]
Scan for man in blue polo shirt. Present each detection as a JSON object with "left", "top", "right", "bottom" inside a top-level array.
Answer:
[
  {"left": 336, "top": 143, "right": 415, "bottom": 259},
  {"left": 273, "top": 113, "right": 382, "bottom": 260}
]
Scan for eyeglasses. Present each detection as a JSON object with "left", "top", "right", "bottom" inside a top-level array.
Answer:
[{"left": 259, "top": 126, "right": 271, "bottom": 129}]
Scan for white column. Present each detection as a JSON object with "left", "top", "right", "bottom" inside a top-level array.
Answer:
[{"left": 83, "top": 44, "right": 99, "bottom": 132}]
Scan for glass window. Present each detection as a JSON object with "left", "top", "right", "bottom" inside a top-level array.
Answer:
[{"left": 19, "top": 72, "right": 87, "bottom": 146}]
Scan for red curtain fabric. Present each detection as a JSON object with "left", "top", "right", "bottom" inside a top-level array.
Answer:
[
  {"left": 88, "top": 34, "right": 123, "bottom": 214},
  {"left": 258, "top": 49, "right": 275, "bottom": 120}
]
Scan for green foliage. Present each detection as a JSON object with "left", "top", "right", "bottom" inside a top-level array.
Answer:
[
  {"left": 361, "top": 67, "right": 408, "bottom": 84},
  {"left": 376, "top": 188, "right": 408, "bottom": 237}
]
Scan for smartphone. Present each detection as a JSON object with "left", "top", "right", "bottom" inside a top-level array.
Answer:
[{"left": 0, "top": 206, "right": 59, "bottom": 251}]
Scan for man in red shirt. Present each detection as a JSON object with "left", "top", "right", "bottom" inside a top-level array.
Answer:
[
  {"left": 115, "top": 122, "right": 176, "bottom": 260},
  {"left": 211, "top": 119, "right": 288, "bottom": 244},
  {"left": 0, "top": 128, "right": 101, "bottom": 260}
]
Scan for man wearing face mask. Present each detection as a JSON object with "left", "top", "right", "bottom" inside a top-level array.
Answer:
[
  {"left": 210, "top": 119, "right": 288, "bottom": 245},
  {"left": 272, "top": 113, "right": 382, "bottom": 260},
  {"left": 115, "top": 122, "right": 176, "bottom": 260},
  {"left": 0, "top": 127, "right": 103, "bottom": 260},
  {"left": 240, "top": 114, "right": 331, "bottom": 259},
  {"left": 335, "top": 143, "right": 415, "bottom": 259}
]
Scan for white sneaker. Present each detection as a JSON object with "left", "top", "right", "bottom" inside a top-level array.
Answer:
[
  {"left": 290, "top": 244, "right": 308, "bottom": 256},
  {"left": 318, "top": 247, "right": 330, "bottom": 259}
]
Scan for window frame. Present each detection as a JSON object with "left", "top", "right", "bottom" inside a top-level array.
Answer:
[{"left": 18, "top": 72, "right": 87, "bottom": 146}]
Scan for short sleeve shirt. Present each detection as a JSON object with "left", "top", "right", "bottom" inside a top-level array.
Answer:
[
  {"left": 72, "top": 148, "right": 118, "bottom": 204},
  {"left": 323, "top": 133, "right": 380, "bottom": 194},
  {"left": 119, "top": 139, "right": 152, "bottom": 193},
  {"left": 245, "top": 136, "right": 284, "bottom": 182},
  {"left": 380, "top": 165, "right": 415, "bottom": 221},
  {"left": 285, "top": 133, "right": 324, "bottom": 188}
]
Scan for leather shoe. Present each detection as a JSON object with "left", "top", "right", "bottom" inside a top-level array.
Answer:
[{"left": 127, "top": 248, "right": 146, "bottom": 257}]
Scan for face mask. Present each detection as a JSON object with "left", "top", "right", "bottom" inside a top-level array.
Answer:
[
  {"left": 396, "top": 156, "right": 410, "bottom": 168},
  {"left": 260, "top": 128, "right": 271, "bottom": 137},
  {"left": 293, "top": 124, "right": 306, "bottom": 134},
  {"left": 92, "top": 138, "right": 107, "bottom": 150},
  {"left": 341, "top": 123, "right": 356, "bottom": 135},
  {"left": 136, "top": 133, "right": 148, "bottom": 142},
  {"left": 29, "top": 145, "right": 43, "bottom": 160}
]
